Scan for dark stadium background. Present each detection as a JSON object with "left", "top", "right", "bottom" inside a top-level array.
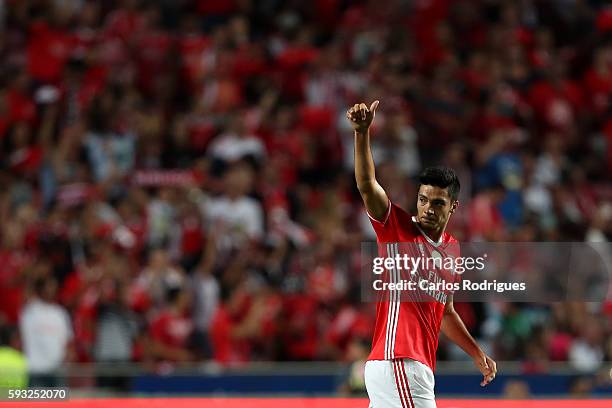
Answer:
[{"left": 0, "top": 0, "right": 611, "bottom": 404}]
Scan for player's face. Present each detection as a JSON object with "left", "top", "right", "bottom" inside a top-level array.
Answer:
[{"left": 416, "top": 185, "right": 457, "bottom": 232}]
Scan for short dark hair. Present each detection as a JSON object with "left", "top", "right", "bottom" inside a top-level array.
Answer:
[
  {"left": 418, "top": 166, "right": 460, "bottom": 201},
  {"left": 33, "top": 277, "right": 48, "bottom": 298}
]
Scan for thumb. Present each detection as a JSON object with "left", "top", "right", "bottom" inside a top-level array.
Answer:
[
  {"left": 479, "top": 357, "right": 489, "bottom": 371},
  {"left": 370, "top": 100, "right": 379, "bottom": 113}
]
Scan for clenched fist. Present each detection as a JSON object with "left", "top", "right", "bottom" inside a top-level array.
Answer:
[{"left": 346, "top": 100, "right": 379, "bottom": 134}]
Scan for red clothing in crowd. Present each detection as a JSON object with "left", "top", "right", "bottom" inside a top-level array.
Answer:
[
  {"left": 6, "top": 88, "right": 36, "bottom": 125},
  {"left": 468, "top": 193, "right": 504, "bottom": 240},
  {"left": 583, "top": 67, "right": 612, "bottom": 115},
  {"left": 0, "top": 250, "right": 30, "bottom": 324},
  {"left": 209, "top": 305, "right": 251, "bottom": 364},
  {"left": 150, "top": 310, "right": 194, "bottom": 350},
  {"left": 28, "top": 22, "right": 77, "bottom": 83},
  {"left": 178, "top": 34, "right": 212, "bottom": 88},
  {"left": 282, "top": 294, "right": 320, "bottom": 360},
  {"left": 527, "top": 79, "right": 583, "bottom": 131},
  {"left": 135, "top": 29, "right": 173, "bottom": 93}
]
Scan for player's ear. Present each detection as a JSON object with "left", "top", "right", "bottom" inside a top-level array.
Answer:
[{"left": 450, "top": 200, "right": 459, "bottom": 214}]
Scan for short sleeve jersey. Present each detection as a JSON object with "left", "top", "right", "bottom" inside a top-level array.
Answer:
[{"left": 367, "top": 201, "right": 460, "bottom": 372}]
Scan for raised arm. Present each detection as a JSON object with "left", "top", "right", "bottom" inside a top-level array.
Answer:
[{"left": 346, "top": 101, "right": 389, "bottom": 221}]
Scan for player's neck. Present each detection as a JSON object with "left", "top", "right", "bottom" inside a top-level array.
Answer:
[
  {"left": 417, "top": 220, "right": 448, "bottom": 243},
  {"left": 421, "top": 226, "right": 444, "bottom": 243}
]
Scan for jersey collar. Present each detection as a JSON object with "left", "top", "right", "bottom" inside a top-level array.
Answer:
[{"left": 411, "top": 216, "right": 443, "bottom": 247}]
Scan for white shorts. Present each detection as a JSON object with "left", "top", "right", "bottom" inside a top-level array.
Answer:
[{"left": 365, "top": 359, "right": 436, "bottom": 408}]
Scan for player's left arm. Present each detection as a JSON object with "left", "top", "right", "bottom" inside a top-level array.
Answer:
[{"left": 441, "top": 295, "right": 497, "bottom": 387}]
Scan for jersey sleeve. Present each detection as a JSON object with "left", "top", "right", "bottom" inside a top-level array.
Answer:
[{"left": 367, "top": 200, "right": 411, "bottom": 243}]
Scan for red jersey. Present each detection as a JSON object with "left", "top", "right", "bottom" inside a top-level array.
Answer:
[
  {"left": 367, "top": 201, "right": 460, "bottom": 372},
  {"left": 150, "top": 310, "right": 193, "bottom": 350}
]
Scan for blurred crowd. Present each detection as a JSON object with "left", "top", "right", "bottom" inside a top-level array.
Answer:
[{"left": 0, "top": 0, "right": 611, "bottom": 389}]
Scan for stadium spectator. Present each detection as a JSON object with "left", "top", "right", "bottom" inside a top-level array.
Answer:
[
  {"left": 19, "top": 276, "right": 73, "bottom": 387},
  {"left": 191, "top": 266, "right": 219, "bottom": 360},
  {"left": 569, "top": 315, "right": 605, "bottom": 373},
  {"left": 337, "top": 337, "right": 370, "bottom": 396},
  {"left": 206, "top": 161, "right": 264, "bottom": 251},
  {"left": 207, "top": 115, "right": 266, "bottom": 169},
  {"left": 146, "top": 283, "right": 195, "bottom": 365},
  {"left": 0, "top": 324, "right": 28, "bottom": 389},
  {"left": 134, "top": 248, "right": 185, "bottom": 309},
  {"left": 92, "top": 277, "right": 140, "bottom": 390}
]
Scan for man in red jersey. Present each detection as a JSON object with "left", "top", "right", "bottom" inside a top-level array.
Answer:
[{"left": 347, "top": 101, "right": 497, "bottom": 408}]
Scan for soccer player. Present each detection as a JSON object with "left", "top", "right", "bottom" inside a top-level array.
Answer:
[{"left": 347, "top": 101, "right": 497, "bottom": 408}]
